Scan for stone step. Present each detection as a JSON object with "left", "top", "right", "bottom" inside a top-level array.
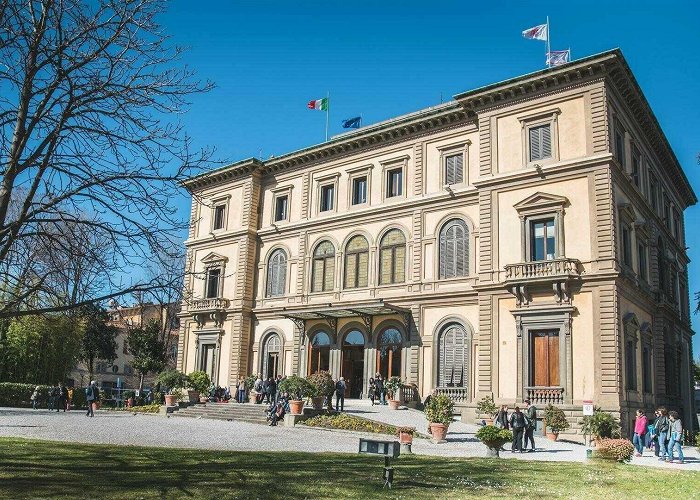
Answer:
[
  {"left": 174, "top": 413, "right": 268, "bottom": 424},
  {"left": 171, "top": 403, "right": 273, "bottom": 424}
]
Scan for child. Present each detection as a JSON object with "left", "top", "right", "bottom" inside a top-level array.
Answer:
[{"left": 666, "top": 411, "right": 684, "bottom": 464}]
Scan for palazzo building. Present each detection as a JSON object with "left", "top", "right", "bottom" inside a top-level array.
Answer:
[{"left": 177, "top": 49, "right": 697, "bottom": 436}]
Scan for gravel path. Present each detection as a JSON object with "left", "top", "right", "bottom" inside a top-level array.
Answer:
[{"left": 1, "top": 404, "right": 697, "bottom": 470}]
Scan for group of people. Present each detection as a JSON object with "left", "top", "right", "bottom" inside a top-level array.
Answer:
[
  {"left": 494, "top": 400, "right": 538, "bottom": 453},
  {"left": 208, "top": 385, "right": 232, "bottom": 402},
  {"left": 367, "top": 374, "right": 388, "bottom": 405},
  {"left": 633, "top": 407, "right": 686, "bottom": 464},
  {"left": 243, "top": 374, "right": 285, "bottom": 405},
  {"left": 30, "top": 383, "right": 73, "bottom": 412}
]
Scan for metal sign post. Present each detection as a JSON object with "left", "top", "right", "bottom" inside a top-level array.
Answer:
[
  {"left": 358, "top": 439, "right": 400, "bottom": 489},
  {"left": 583, "top": 400, "right": 594, "bottom": 458}
]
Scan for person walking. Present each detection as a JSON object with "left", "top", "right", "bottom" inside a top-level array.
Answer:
[
  {"left": 85, "top": 381, "right": 98, "bottom": 417},
  {"left": 237, "top": 379, "right": 247, "bottom": 403},
  {"left": 632, "top": 409, "right": 648, "bottom": 457},
  {"left": 375, "top": 374, "right": 386, "bottom": 405},
  {"left": 66, "top": 387, "right": 73, "bottom": 411},
  {"left": 254, "top": 375, "right": 263, "bottom": 404},
  {"left": 654, "top": 408, "right": 670, "bottom": 460},
  {"left": 335, "top": 377, "right": 346, "bottom": 412},
  {"left": 30, "top": 386, "right": 40, "bottom": 410},
  {"left": 57, "top": 383, "right": 66, "bottom": 412},
  {"left": 368, "top": 378, "right": 376, "bottom": 405},
  {"left": 495, "top": 405, "right": 510, "bottom": 429},
  {"left": 267, "top": 377, "right": 277, "bottom": 406},
  {"left": 509, "top": 406, "right": 526, "bottom": 453},
  {"left": 523, "top": 399, "right": 537, "bottom": 452},
  {"left": 666, "top": 411, "right": 684, "bottom": 464}
]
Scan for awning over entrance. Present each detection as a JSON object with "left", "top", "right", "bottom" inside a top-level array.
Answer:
[{"left": 281, "top": 299, "right": 410, "bottom": 333}]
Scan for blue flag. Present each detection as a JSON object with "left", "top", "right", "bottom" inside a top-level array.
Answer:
[{"left": 341, "top": 116, "right": 361, "bottom": 129}]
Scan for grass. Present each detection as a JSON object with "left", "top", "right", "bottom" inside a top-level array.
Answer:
[
  {"left": 0, "top": 438, "right": 698, "bottom": 499},
  {"left": 301, "top": 412, "right": 398, "bottom": 435}
]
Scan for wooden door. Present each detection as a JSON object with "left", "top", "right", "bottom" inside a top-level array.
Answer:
[{"left": 532, "top": 331, "right": 559, "bottom": 386}]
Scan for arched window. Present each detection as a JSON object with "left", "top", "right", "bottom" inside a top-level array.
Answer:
[
  {"left": 308, "top": 331, "right": 331, "bottom": 374},
  {"left": 343, "top": 330, "right": 365, "bottom": 346},
  {"left": 262, "top": 333, "right": 281, "bottom": 379},
  {"left": 312, "top": 241, "right": 335, "bottom": 292},
  {"left": 377, "top": 327, "right": 402, "bottom": 378},
  {"left": 379, "top": 229, "right": 406, "bottom": 285},
  {"left": 439, "top": 219, "right": 469, "bottom": 279},
  {"left": 344, "top": 235, "right": 369, "bottom": 289},
  {"left": 438, "top": 323, "right": 468, "bottom": 387},
  {"left": 266, "top": 249, "right": 287, "bottom": 297}
]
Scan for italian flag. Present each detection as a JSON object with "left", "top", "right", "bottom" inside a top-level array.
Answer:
[{"left": 307, "top": 97, "right": 328, "bottom": 111}]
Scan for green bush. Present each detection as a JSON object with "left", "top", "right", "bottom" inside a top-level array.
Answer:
[
  {"left": 156, "top": 369, "right": 189, "bottom": 394},
  {"left": 595, "top": 438, "right": 635, "bottom": 462},
  {"left": 306, "top": 371, "right": 334, "bottom": 397},
  {"left": 424, "top": 393, "right": 454, "bottom": 426},
  {"left": 581, "top": 409, "right": 621, "bottom": 439},
  {"left": 476, "top": 425, "right": 513, "bottom": 446},
  {"left": 278, "top": 375, "right": 315, "bottom": 400},
  {"left": 544, "top": 404, "right": 570, "bottom": 433},
  {"left": 71, "top": 387, "right": 87, "bottom": 409},
  {"left": 302, "top": 413, "right": 398, "bottom": 435},
  {"left": 245, "top": 375, "right": 256, "bottom": 391},
  {"left": 385, "top": 377, "right": 403, "bottom": 400},
  {"left": 0, "top": 382, "right": 51, "bottom": 407},
  {"left": 476, "top": 394, "right": 498, "bottom": 417},
  {"left": 187, "top": 371, "right": 211, "bottom": 394}
]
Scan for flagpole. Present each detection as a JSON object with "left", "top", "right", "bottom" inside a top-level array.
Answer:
[
  {"left": 325, "top": 91, "right": 330, "bottom": 142},
  {"left": 546, "top": 16, "right": 551, "bottom": 68}
]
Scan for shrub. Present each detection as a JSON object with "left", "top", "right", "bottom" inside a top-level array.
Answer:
[
  {"left": 306, "top": 371, "right": 334, "bottom": 397},
  {"left": 543, "top": 404, "right": 570, "bottom": 433},
  {"left": 595, "top": 438, "right": 635, "bottom": 462},
  {"left": 156, "top": 370, "right": 189, "bottom": 394},
  {"left": 302, "top": 413, "right": 398, "bottom": 435},
  {"left": 131, "top": 403, "right": 161, "bottom": 414},
  {"left": 245, "top": 375, "right": 256, "bottom": 391},
  {"left": 278, "top": 375, "right": 315, "bottom": 400},
  {"left": 424, "top": 393, "right": 454, "bottom": 426},
  {"left": 385, "top": 377, "right": 403, "bottom": 400},
  {"left": 476, "top": 425, "right": 513, "bottom": 447},
  {"left": 581, "top": 409, "right": 621, "bottom": 439},
  {"left": 476, "top": 394, "right": 498, "bottom": 417},
  {"left": 71, "top": 387, "right": 87, "bottom": 409},
  {"left": 0, "top": 383, "right": 51, "bottom": 407},
  {"left": 187, "top": 371, "right": 211, "bottom": 394},
  {"left": 396, "top": 426, "right": 416, "bottom": 436}
]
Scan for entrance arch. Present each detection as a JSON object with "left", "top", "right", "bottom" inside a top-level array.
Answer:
[
  {"left": 262, "top": 333, "right": 281, "bottom": 380},
  {"left": 308, "top": 331, "right": 331, "bottom": 375},
  {"left": 377, "top": 327, "right": 402, "bottom": 378},
  {"left": 341, "top": 329, "right": 365, "bottom": 398}
]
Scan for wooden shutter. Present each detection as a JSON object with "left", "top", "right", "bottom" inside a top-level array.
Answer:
[
  {"left": 440, "top": 220, "right": 468, "bottom": 279},
  {"left": 380, "top": 248, "right": 392, "bottom": 285},
  {"left": 439, "top": 229, "right": 447, "bottom": 278},
  {"left": 312, "top": 259, "right": 323, "bottom": 292},
  {"left": 358, "top": 252, "right": 368, "bottom": 287},
  {"left": 445, "top": 156, "right": 455, "bottom": 185},
  {"left": 541, "top": 125, "right": 552, "bottom": 159},
  {"left": 324, "top": 257, "right": 335, "bottom": 291},
  {"left": 529, "top": 126, "right": 541, "bottom": 161},
  {"left": 345, "top": 253, "right": 357, "bottom": 288},
  {"left": 394, "top": 246, "right": 405, "bottom": 283}
]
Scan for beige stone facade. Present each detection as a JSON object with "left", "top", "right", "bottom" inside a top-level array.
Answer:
[{"left": 177, "top": 49, "right": 697, "bottom": 437}]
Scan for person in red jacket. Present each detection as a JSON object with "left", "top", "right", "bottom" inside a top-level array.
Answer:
[{"left": 632, "top": 409, "right": 648, "bottom": 457}]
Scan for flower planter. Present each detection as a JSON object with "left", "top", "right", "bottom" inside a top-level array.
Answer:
[
  {"left": 429, "top": 423, "right": 448, "bottom": 442},
  {"left": 289, "top": 399, "right": 304, "bottom": 415},
  {"left": 399, "top": 432, "right": 414, "bottom": 445},
  {"left": 248, "top": 391, "right": 257, "bottom": 403},
  {"left": 483, "top": 442, "right": 504, "bottom": 458},
  {"left": 546, "top": 431, "right": 559, "bottom": 441},
  {"left": 484, "top": 418, "right": 494, "bottom": 426},
  {"left": 187, "top": 390, "right": 200, "bottom": 404},
  {"left": 164, "top": 394, "right": 178, "bottom": 407},
  {"left": 388, "top": 399, "right": 400, "bottom": 410},
  {"left": 311, "top": 396, "right": 325, "bottom": 410}
]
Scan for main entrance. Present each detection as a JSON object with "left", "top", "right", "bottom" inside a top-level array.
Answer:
[{"left": 341, "top": 330, "right": 365, "bottom": 398}]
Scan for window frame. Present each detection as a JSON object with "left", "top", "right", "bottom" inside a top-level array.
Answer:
[
  {"left": 513, "top": 192, "right": 568, "bottom": 263},
  {"left": 378, "top": 229, "right": 406, "bottom": 285},
  {"left": 315, "top": 173, "right": 340, "bottom": 215},
  {"left": 518, "top": 108, "right": 560, "bottom": 167},
  {"left": 311, "top": 240, "right": 336, "bottom": 293},
  {"left": 265, "top": 248, "right": 287, "bottom": 298},
  {"left": 613, "top": 118, "right": 627, "bottom": 170},
  {"left": 346, "top": 164, "right": 373, "bottom": 209},
  {"left": 343, "top": 235, "right": 370, "bottom": 289},
  {"left": 438, "top": 218, "right": 469, "bottom": 279},
  {"left": 271, "top": 186, "right": 293, "bottom": 224},
  {"left": 205, "top": 267, "right": 222, "bottom": 299},
  {"left": 380, "top": 156, "right": 408, "bottom": 202},
  {"left": 209, "top": 195, "right": 231, "bottom": 233},
  {"left": 438, "top": 141, "right": 470, "bottom": 188},
  {"left": 630, "top": 145, "right": 642, "bottom": 189}
]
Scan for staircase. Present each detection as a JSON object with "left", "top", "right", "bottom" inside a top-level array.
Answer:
[{"left": 171, "top": 402, "right": 270, "bottom": 424}]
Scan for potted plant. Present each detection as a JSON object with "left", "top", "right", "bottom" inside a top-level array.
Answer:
[
  {"left": 424, "top": 393, "right": 454, "bottom": 442},
  {"left": 476, "top": 425, "right": 513, "bottom": 458},
  {"left": 306, "top": 371, "right": 333, "bottom": 410},
  {"left": 543, "top": 403, "right": 570, "bottom": 441},
  {"left": 593, "top": 438, "right": 635, "bottom": 462},
  {"left": 385, "top": 377, "right": 403, "bottom": 410},
  {"left": 156, "top": 369, "right": 189, "bottom": 407},
  {"left": 187, "top": 371, "right": 211, "bottom": 403},
  {"left": 476, "top": 394, "right": 498, "bottom": 425},
  {"left": 580, "top": 409, "right": 621, "bottom": 444},
  {"left": 279, "top": 375, "right": 314, "bottom": 415},
  {"left": 245, "top": 375, "right": 257, "bottom": 403},
  {"left": 397, "top": 426, "right": 416, "bottom": 445}
]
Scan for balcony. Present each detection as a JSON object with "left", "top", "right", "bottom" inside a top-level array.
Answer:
[
  {"left": 525, "top": 386, "right": 564, "bottom": 405},
  {"left": 504, "top": 258, "right": 581, "bottom": 305},
  {"left": 191, "top": 297, "right": 230, "bottom": 311},
  {"left": 435, "top": 386, "right": 469, "bottom": 402},
  {"left": 190, "top": 297, "right": 229, "bottom": 328}
]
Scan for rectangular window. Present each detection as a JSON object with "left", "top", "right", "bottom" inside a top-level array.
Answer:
[
  {"left": 649, "top": 174, "right": 658, "bottom": 212},
  {"left": 386, "top": 168, "right": 403, "bottom": 198},
  {"left": 352, "top": 176, "right": 367, "bottom": 205},
  {"left": 625, "top": 339, "right": 637, "bottom": 390},
  {"left": 672, "top": 208, "right": 680, "bottom": 238},
  {"left": 614, "top": 123, "right": 626, "bottom": 168},
  {"left": 528, "top": 124, "right": 552, "bottom": 162},
  {"left": 637, "top": 242, "right": 647, "bottom": 282},
  {"left": 444, "top": 153, "right": 464, "bottom": 185},
  {"left": 213, "top": 204, "right": 226, "bottom": 230},
  {"left": 631, "top": 148, "right": 640, "bottom": 188},
  {"left": 642, "top": 346, "right": 652, "bottom": 393},
  {"left": 621, "top": 224, "right": 632, "bottom": 267},
  {"left": 530, "top": 330, "right": 560, "bottom": 387},
  {"left": 274, "top": 195, "right": 288, "bottom": 222},
  {"left": 205, "top": 268, "right": 221, "bottom": 299},
  {"left": 663, "top": 197, "right": 670, "bottom": 229},
  {"left": 530, "top": 219, "right": 556, "bottom": 261},
  {"left": 320, "top": 184, "right": 335, "bottom": 212}
]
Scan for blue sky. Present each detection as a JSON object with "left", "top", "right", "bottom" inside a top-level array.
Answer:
[{"left": 160, "top": 1, "right": 700, "bottom": 352}]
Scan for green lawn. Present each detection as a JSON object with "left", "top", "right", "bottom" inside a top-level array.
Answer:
[{"left": 0, "top": 438, "right": 697, "bottom": 499}]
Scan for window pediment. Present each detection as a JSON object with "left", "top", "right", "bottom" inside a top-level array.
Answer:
[
  {"left": 622, "top": 312, "right": 640, "bottom": 329},
  {"left": 513, "top": 192, "right": 569, "bottom": 216},
  {"left": 201, "top": 252, "right": 228, "bottom": 265}
]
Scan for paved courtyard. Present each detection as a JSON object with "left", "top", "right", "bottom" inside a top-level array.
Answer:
[{"left": 1, "top": 400, "right": 697, "bottom": 470}]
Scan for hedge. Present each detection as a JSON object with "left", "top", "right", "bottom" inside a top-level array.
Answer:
[{"left": 0, "top": 382, "right": 89, "bottom": 409}]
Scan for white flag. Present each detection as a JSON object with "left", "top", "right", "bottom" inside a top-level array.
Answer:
[{"left": 522, "top": 23, "right": 548, "bottom": 41}]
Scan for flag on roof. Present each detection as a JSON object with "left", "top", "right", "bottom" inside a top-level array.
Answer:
[
  {"left": 341, "top": 116, "right": 361, "bottom": 129},
  {"left": 547, "top": 49, "right": 570, "bottom": 67},
  {"left": 522, "top": 23, "right": 548, "bottom": 41},
  {"left": 307, "top": 97, "right": 328, "bottom": 111}
]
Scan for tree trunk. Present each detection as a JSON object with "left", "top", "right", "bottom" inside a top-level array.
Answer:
[{"left": 139, "top": 373, "right": 144, "bottom": 393}]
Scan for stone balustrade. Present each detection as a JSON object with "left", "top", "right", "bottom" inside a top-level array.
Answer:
[
  {"left": 525, "top": 386, "right": 564, "bottom": 405},
  {"left": 435, "top": 386, "right": 469, "bottom": 402},
  {"left": 504, "top": 258, "right": 581, "bottom": 281},
  {"left": 190, "top": 297, "right": 230, "bottom": 311}
]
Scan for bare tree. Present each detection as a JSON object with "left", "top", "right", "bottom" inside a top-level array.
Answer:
[{"left": 0, "top": 0, "right": 213, "bottom": 319}]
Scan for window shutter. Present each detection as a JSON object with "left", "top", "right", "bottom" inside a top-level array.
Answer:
[
  {"left": 445, "top": 229, "right": 456, "bottom": 278},
  {"left": 529, "top": 126, "right": 541, "bottom": 161},
  {"left": 312, "top": 260, "right": 323, "bottom": 292},
  {"left": 445, "top": 156, "right": 455, "bottom": 185},
  {"left": 394, "top": 246, "right": 405, "bottom": 283},
  {"left": 358, "top": 252, "right": 369, "bottom": 287},
  {"left": 380, "top": 248, "right": 392, "bottom": 285},
  {"left": 345, "top": 254, "right": 357, "bottom": 288},
  {"left": 454, "top": 154, "right": 464, "bottom": 184},
  {"left": 439, "top": 231, "right": 447, "bottom": 279},
  {"left": 541, "top": 125, "right": 552, "bottom": 159},
  {"left": 324, "top": 256, "right": 335, "bottom": 291}
]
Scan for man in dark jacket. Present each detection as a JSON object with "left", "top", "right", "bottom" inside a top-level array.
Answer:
[
  {"left": 262, "top": 378, "right": 271, "bottom": 404},
  {"left": 509, "top": 406, "right": 527, "bottom": 452},
  {"left": 653, "top": 407, "right": 670, "bottom": 460},
  {"left": 523, "top": 399, "right": 537, "bottom": 452},
  {"left": 267, "top": 377, "right": 277, "bottom": 405},
  {"left": 335, "top": 377, "right": 346, "bottom": 412}
]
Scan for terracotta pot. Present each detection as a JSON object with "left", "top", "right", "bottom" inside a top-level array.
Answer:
[
  {"left": 546, "top": 431, "right": 559, "bottom": 441},
  {"left": 164, "top": 394, "right": 178, "bottom": 407},
  {"left": 484, "top": 444, "right": 501, "bottom": 458},
  {"left": 484, "top": 418, "right": 494, "bottom": 426},
  {"left": 289, "top": 399, "right": 304, "bottom": 415},
  {"left": 248, "top": 391, "right": 257, "bottom": 403},
  {"left": 430, "top": 423, "right": 448, "bottom": 442},
  {"left": 399, "top": 432, "right": 414, "bottom": 445},
  {"left": 187, "top": 390, "right": 200, "bottom": 403},
  {"left": 312, "top": 396, "right": 325, "bottom": 410},
  {"left": 388, "top": 399, "right": 400, "bottom": 410}
]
